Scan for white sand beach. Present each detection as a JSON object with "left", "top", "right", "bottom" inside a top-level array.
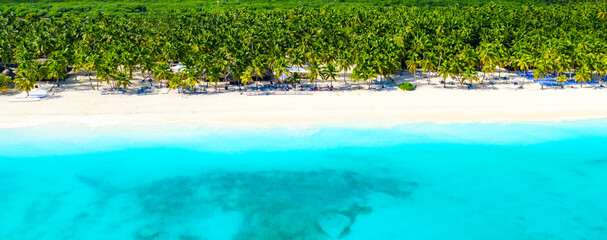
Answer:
[{"left": 1, "top": 72, "right": 607, "bottom": 128}]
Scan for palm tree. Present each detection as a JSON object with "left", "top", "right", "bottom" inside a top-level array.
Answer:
[
  {"left": 252, "top": 57, "right": 266, "bottom": 89},
  {"left": 288, "top": 72, "right": 303, "bottom": 88},
  {"left": 46, "top": 55, "right": 67, "bottom": 89},
  {"left": 272, "top": 58, "right": 288, "bottom": 83},
  {"left": 574, "top": 67, "right": 592, "bottom": 88},
  {"left": 183, "top": 67, "right": 201, "bottom": 93},
  {"left": 477, "top": 43, "right": 495, "bottom": 83},
  {"left": 113, "top": 70, "right": 131, "bottom": 91},
  {"left": 14, "top": 60, "right": 46, "bottom": 96},
  {"left": 420, "top": 58, "right": 435, "bottom": 82},
  {"left": 556, "top": 74, "right": 568, "bottom": 88},
  {"left": 306, "top": 60, "right": 321, "bottom": 85},
  {"left": 14, "top": 68, "right": 36, "bottom": 96},
  {"left": 532, "top": 62, "right": 549, "bottom": 90},
  {"left": 322, "top": 61, "right": 340, "bottom": 89},
  {"left": 336, "top": 57, "right": 352, "bottom": 85},
  {"left": 462, "top": 66, "right": 480, "bottom": 86},
  {"left": 363, "top": 66, "right": 379, "bottom": 90},
  {"left": 206, "top": 66, "right": 222, "bottom": 91},
  {"left": 153, "top": 63, "right": 172, "bottom": 88},
  {"left": 406, "top": 53, "right": 420, "bottom": 84},
  {"left": 513, "top": 54, "right": 531, "bottom": 87},
  {"left": 437, "top": 60, "right": 451, "bottom": 88},
  {"left": 168, "top": 73, "right": 184, "bottom": 92},
  {"left": 73, "top": 52, "right": 98, "bottom": 90},
  {"left": 239, "top": 69, "right": 253, "bottom": 91}
]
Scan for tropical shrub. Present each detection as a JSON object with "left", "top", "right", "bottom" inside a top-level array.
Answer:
[
  {"left": 0, "top": 75, "right": 14, "bottom": 91},
  {"left": 398, "top": 82, "right": 415, "bottom": 91}
]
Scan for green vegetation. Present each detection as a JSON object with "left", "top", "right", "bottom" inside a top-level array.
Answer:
[
  {"left": 0, "top": 74, "right": 14, "bottom": 91},
  {"left": 1, "top": 0, "right": 569, "bottom": 17},
  {"left": 398, "top": 82, "right": 416, "bottom": 91},
  {"left": 1, "top": 2, "right": 606, "bottom": 94}
]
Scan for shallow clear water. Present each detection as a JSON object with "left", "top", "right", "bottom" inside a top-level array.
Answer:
[{"left": 1, "top": 121, "right": 607, "bottom": 240}]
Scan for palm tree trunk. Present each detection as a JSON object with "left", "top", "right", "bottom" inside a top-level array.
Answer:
[
  {"left": 223, "top": 76, "right": 227, "bottom": 91},
  {"left": 522, "top": 68, "right": 526, "bottom": 87},
  {"left": 88, "top": 72, "right": 95, "bottom": 90},
  {"left": 483, "top": 72, "right": 486, "bottom": 84}
]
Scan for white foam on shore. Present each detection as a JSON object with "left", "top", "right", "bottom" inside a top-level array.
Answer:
[{"left": 2, "top": 119, "right": 607, "bottom": 158}]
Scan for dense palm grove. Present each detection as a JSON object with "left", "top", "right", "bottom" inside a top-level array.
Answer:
[
  {"left": 1, "top": 2, "right": 606, "bottom": 93},
  {"left": 1, "top": 0, "right": 561, "bottom": 17}
]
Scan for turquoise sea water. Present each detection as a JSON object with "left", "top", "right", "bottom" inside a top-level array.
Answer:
[{"left": 1, "top": 121, "right": 607, "bottom": 240}]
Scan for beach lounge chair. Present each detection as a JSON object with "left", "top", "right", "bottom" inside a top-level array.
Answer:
[
  {"left": 160, "top": 87, "right": 169, "bottom": 94},
  {"left": 14, "top": 89, "right": 48, "bottom": 99},
  {"left": 516, "top": 71, "right": 533, "bottom": 76}
]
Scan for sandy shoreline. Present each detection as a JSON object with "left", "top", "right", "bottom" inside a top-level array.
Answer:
[{"left": 2, "top": 78, "right": 607, "bottom": 129}]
